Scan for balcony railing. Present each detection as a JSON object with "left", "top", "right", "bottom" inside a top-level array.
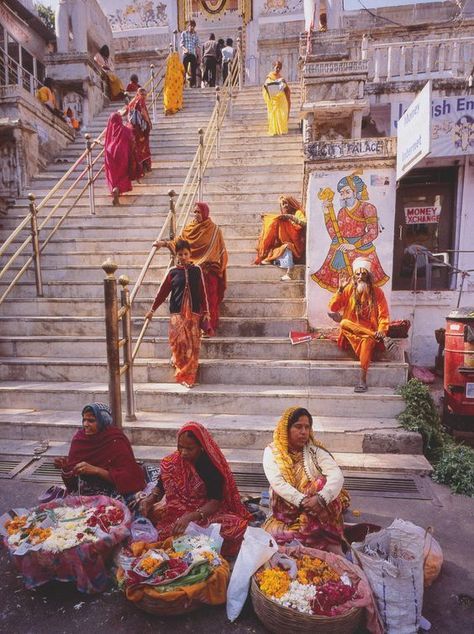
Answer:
[{"left": 304, "top": 60, "right": 368, "bottom": 77}]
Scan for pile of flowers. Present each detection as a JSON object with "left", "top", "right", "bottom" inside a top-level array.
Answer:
[
  {"left": 119, "top": 533, "right": 223, "bottom": 591},
  {"left": 256, "top": 554, "right": 357, "bottom": 616},
  {"left": 4, "top": 503, "right": 125, "bottom": 554}
]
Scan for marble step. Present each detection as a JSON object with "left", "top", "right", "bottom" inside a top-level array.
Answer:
[
  {"left": 0, "top": 357, "right": 408, "bottom": 388},
  {"left": 0, "top": 382, "right": 405, "bottom": 418},
  {"left": 0, "top": 410, "right": 421, "bottom": 456},
  {"left": 0, "top": 296, "right": 305, "bottom": 318}
]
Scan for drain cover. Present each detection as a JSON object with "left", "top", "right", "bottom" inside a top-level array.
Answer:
[
  {"left": 20, "top": 458, "right": 62, "bottom": 483},
  {"left": 0, "top": 455, "right": 33, "bottom": 479}
]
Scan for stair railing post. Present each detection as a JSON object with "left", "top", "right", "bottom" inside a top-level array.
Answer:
[
  {"left": 173, "top": 30, "right": 179, "bottom": 52},
  {"left": 215, "top": 87, "right": 221, "bottom": 159},
  {"left": 85, "top": 133, "right": 96, "bottom": 216},
  {"left": 28, "top": 193, "right": 43, "bottom": 297},
  {"left": 198, "top": 128, "right": 204, "bottom": 200},
  {"left": 150, "top": 64, "right": 157, "bottom": 124},
  {"left": 119, "top": 275, "right": 136, "bottom": 422},
  {"left": 102, "top": 259, "right": 122, "bottom": 428},
  {"left": 237, "top": 28, "right": 243, "bottom": 90},
  {"left": 168, "top": 189, "right": 177, "bottom": 242}
]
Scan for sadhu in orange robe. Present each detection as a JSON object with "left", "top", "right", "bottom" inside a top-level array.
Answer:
[{"left": 328, "top": 284, "right": 390, "bottom": 372}]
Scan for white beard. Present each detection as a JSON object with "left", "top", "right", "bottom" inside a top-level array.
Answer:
[{"left": 356, "top": 281, "right": 368, "bottom": 295}]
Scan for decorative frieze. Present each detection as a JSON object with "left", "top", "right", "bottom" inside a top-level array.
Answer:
[{"left": 304, "top": 60, "right": 368, "bottom": 76}]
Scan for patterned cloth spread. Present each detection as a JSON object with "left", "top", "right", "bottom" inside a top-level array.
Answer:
[
  {"left": 6, "top": 495, "right": 131, "bottom": 594},
  {"left": 180, "top": 30, "right": 200, "bottom": 55},
  {"left": 153, "top": 422, "right": 250, "bottom": 557}
]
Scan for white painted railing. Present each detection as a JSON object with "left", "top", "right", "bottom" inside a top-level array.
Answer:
[{"left": 370, "top": 36, "right": 474, "bottom": 83}]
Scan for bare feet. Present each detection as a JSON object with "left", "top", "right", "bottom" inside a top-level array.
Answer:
[
  {"left": 354, "top": 383, "right": 368, "bottom": 393},
  {"left": 112, "top": 187, "right": 120, "bottom": 206},
  {"left": 327, "top": 311, "right": 342, "bottom": 323}
]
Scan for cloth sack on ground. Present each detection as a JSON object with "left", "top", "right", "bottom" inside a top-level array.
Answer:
[
  {"left": 352, "top": 518, "right": 425, "bottom": 634},
  {"left": 395, "top": 520, "right": 443, "bottom": 587},
  {"left": 226, "top": 526, "right": 278, "bottom": 621}
]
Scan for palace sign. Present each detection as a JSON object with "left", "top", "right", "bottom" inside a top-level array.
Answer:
[{"left": 397, "top": 81, "right": 432, "bottom": 180}]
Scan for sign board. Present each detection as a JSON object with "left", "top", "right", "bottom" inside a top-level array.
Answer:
[
  {"left": 305, "top": 137, "right": 395, "bottom": 161},
  {"left": 431, "top": 96, "right": 474, "bottom": 157},
  {"left": 404, "top": 205, "right": 441, "bottom": 224},
  {"left": 396, "top": 81, "right": 432, "bottom": 180}
]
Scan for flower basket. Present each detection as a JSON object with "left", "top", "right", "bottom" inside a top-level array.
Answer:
[
  {"left": 251, "top": 544, "right": 382, "bottom": 634},
  {"left": 118, "top": 536, "right": 230, "bottom": 616},
  {"left": 2, "top": 495, "right": 131, "bottom": 593},
  {"left": 251, "top": 577, "right": 362, "bottom": 634}
]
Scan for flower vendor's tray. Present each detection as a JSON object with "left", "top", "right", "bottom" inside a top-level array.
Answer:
[
  {"left": 117, "top": 534, "right": 229, "bottom": 616},
  {"left": 1, "top": 495, "right": 131, "bottom": 593},
  {"left": 251, "top": 545, "right": 377, "bottom": 634}
]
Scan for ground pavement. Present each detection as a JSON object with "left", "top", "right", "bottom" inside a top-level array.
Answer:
[{"left": 0, "top": 478, "right": 473, "bottom": 634}]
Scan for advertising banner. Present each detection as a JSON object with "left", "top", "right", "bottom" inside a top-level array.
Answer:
[{"left": 396, "top": 81, "right": 432, "bottom": 180}]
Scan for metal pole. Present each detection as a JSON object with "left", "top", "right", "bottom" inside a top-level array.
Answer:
[
  {"left": 119, "top": 275, "right": 136, "bottom": 422},
  {"left": 198, "top": 128, "right": 204, "bottom": 200},
  {"left": 168, "top": 189, "right": 177, "bottom": 241},
  {"left": 237, "top": 27, "right": 243, "bottom": 90},
  {"left": 215, "top": 87, "right": 221, "bottom": 159},
  {"left": 85, "top": 133, "right": 96, "bottom": 216},
  {"left": 150, "top": 64, "right": 157, "bottom": 124},
  {"left": 173, "top": 29, "right": 178, "bottom": 52},
  {"left": 28, "top": 193, "right": 43, "bottom": 297},
  {"left": 102, "top": 259, "right": 122, "bottom": 428}
]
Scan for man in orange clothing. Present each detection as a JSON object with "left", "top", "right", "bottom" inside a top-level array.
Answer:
[{"left": 328, "top": 257, "right": 391, "bottom": 392}]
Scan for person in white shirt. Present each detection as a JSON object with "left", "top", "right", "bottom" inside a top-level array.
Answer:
[
  {"left": 221, "top": 38, "right": 234, "bottom": 84},
  {"left": 262, "top": 406, "right": 350, "bottom": 553}
]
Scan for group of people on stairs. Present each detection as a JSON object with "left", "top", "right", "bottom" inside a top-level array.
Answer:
[{"left": 53, "top": 403, "right": 349, "bottom": 559}]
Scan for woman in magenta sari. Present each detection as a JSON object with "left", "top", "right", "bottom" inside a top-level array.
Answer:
[
  {"left": 263, "top": 407, "right": 350, "bottom": 553},
  {"left": 104, "top": 112, "right": 134, "bottom": 205},
  {"left": 126, "top": 87, "right": 152, "bottom": 178}
]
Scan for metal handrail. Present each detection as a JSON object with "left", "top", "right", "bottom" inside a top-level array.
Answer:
[
  {"left": 101, "top": 41, "right": 244, "bottom": 425},
  {"left": 0, "top": 56, "right": 168, "bottom": 307},
  {"left": 0, "top": 44, "right": 44, "bottom": 93}
]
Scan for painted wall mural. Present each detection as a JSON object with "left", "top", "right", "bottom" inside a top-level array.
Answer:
[
  {"left": 261, "top": 0, "right": 303, "bottom": 15},
  {"left": 306, "top": 168, "right": 395, "bottom": 327},
  {"left": 106, "top": 1, "right": 169, "bottom": 31}
]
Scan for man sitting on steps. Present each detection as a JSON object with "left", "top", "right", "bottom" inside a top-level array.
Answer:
[{"left": 327, "top": 257, "right": 394, "bottom": 393}]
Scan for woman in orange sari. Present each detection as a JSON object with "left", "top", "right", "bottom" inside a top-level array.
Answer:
[
  {"left": 126, "top": 87, "right": 152, "bottom": 178},
  {"left": 263, "top": 407, "right": 350, "bottom": 553},
  {"left": 254, "top": 195, "right": 306, "bottom": 281},
  {"left": 155, "top": 202, "right": 227, "bottom": 336},
  {"left": 140, "top": 421, "right": 251, "bottom": 558}
]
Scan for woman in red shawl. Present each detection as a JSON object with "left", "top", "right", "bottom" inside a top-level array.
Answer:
[
  {"left": 126, "top": 87, "right": 152, "bottom": 178},
  {"left": 54, "top": 402, "right": 145, "bottom": 505},
  {"left": 104, "top": 112, "right": 134, "bottom": 205},
  {"left": 140, "top": 422, "right": 250, "bottom": 558},
  {"left": 154, "top": 202, "right": 228, "bottom": 336}
]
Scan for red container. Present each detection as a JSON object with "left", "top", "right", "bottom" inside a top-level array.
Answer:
[{"left": 444, "top": 307, "right": 474, "bottom": 423}]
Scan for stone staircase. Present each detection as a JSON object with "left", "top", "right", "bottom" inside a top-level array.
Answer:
[{"left": 0, "top": 84, "right": 431, "bottom": 480}]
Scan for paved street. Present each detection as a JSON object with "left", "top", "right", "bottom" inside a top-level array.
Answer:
[{"left": 1, "top": 478, "right": 473, "bottom": 634}]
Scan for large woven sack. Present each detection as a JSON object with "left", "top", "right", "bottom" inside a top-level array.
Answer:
[{"left": 352, "top": 518, "right": 425, "bottom": 634}]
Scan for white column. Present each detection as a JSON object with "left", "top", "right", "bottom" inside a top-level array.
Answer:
[
  {"left": 326, "top": 0, "right": 343, "bottom": 30},
  {"left": 304, "top": 0, "right": 317, "bottom": 31}
]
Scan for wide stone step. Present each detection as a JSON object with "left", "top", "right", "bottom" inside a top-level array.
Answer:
[
  {"left": 0, "top": 382, "right": 405, "bottom": 417},
  {"left": 0, "top": 296, "right": 305, "bottom": 318},
  {"left": 0, "top": 410, "right": 421, "bottom": 455},
  {"left": 0, "top": 335, "right": 329, "bottom": 360},
  {"left": 0, "top": 315, "right": 306, "bottom": 337},
  {"left": 5, "top": 263, "right": 304, "bottom": 284},
  {"left": 0, "top": 357, "right": 408, "bottom": 388},
  {"left": 0, "top": 278, "right": 305, "bottom": 299}
]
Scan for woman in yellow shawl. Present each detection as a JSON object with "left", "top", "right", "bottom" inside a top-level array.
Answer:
[
  {"left": 154, "top": 202, "right": 228, "bottom": 336},
  {"left": 262, "top": 60, "right": 291, "bottom": 136},
  {"left": 163, "top": 51, "right": 185, "bottom": 115},
  {"left": 263, "top": 406, "right": 350, "bottom": 553},
  {"left": 94, "top": 45, "right": 124, "bottom": 101},
  {"left": 254, "top": 194, "right": 306, "bottom": 281}
]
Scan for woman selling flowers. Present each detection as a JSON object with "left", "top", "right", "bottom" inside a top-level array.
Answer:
[
  {"left": 140, "top": 422, "right": 250, "bottom": 558},
  {"left": 54, "top": 402, "right": 145, "bottom": 504},
  {"left": 263, "top": 407, "right": 350, "bottom": 553}
]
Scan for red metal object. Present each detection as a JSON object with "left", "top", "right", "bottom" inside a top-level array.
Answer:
[{"left": 444, "top": 307, "right": 474, "bottom": 422}]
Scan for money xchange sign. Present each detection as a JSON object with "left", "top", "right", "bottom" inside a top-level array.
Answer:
[
  {"left": 404, "top": 205, "right": 441, "bottom": 224},
  {"left": 397, "top": 81, "right": 432, "bottom": 180}
]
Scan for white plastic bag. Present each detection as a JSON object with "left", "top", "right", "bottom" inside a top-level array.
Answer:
[
  {"left": 352, "top": 518, "right": 425, "bottom": 634},
  {"left": 184, "top": 521, "right": 224, "bottom": 553},
  {"left": 226, "top": 526, "right": 278, "bottom": 622}
]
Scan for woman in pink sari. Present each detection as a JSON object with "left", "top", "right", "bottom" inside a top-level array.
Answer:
[
  {"left": 126, "top": 87, "right": 152, "bottom": 178},
  {"left": 104, "top": 112, "right": 134, "bottom": 205}
]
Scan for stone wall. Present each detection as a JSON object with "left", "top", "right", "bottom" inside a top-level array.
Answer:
[{"left": 0, "top": 85, "right": 74, "bottom": 202}]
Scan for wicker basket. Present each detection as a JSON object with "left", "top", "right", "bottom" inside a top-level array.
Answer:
[
  {"left": 133, "top": 591, "right": 202, "bottom": 616},
  {"left": 250, "top": 577, "right": 363, "bottom": 634}
]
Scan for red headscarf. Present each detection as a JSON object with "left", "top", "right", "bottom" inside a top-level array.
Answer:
[
  {"left": 195, "top": 201, "right": 210, "bottom": 220},
  {"left": 179, "top": 422, "right": 251, "bottom": 519}
]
